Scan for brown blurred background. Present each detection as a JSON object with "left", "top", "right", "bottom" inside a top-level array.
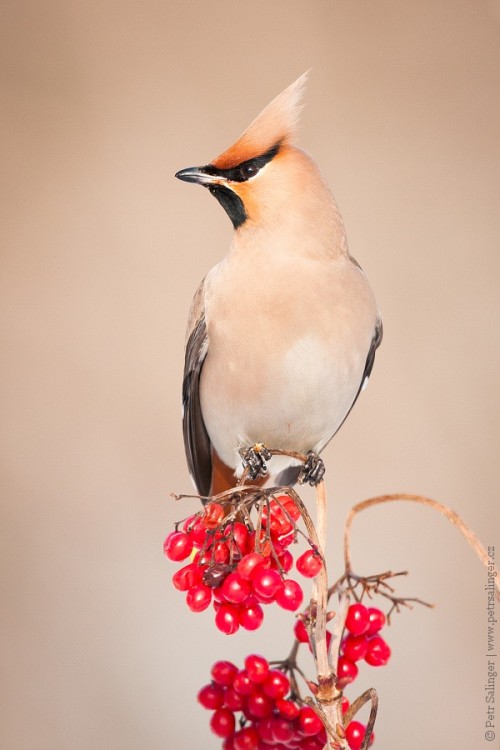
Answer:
[{"left": 1, "top": 1, "right": 499, "bottom": 748}]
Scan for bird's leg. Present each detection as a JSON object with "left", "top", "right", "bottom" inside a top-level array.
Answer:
[
  {"left": 239, "top": 443, "right": 272, "bottom": 481},
  {"left": 299, "top": 451, "right": 326, "bottom": 486}
]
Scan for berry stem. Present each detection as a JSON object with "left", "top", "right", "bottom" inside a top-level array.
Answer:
[
  {"left": 309, "top": 479, "right": 349, "bottom": 749},
  {"left": 343, "top": 688, "right": 379, "bottom": 750},
  {"left": 328, "top": 592, "right": 349, "bottom": 671},
  {"left": 311, "top": 480, "right": 328, "bottom": 679},
  {"left": 343, "top": 493, "right": 500, "bottom": 598}
]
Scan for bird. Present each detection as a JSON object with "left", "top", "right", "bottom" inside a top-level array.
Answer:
[{"left": 176, "top": 72, "right": 382, "bottom": 497}]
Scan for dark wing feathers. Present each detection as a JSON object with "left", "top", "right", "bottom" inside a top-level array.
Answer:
[
  {"left": 362, "top": 316, "right": 383, "bottom": 385},
  {"left": 182, "top": 315, "right": 212, "bottom": 496},
  {"left": 305, "top": 314, "right": 383, "bottom": 468},
  {"left": 337, "top": 315, "right": 383, "bottom": 433}
]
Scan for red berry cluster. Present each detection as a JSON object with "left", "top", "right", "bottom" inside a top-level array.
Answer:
[
  {"left": 199, "top": 655, "right": 327, "bottom": 750},
  {"left": 164, "top": 496, "right": 324, "bottom": 635},
  {"left": 292, "top": 603, "right": 389, "bottom": 748},
  {"left": 339, "top": 603, "right": 389, "bottom": 748},
  {"left": 339, "top": 603, "right": 391, "bottom": 684}
]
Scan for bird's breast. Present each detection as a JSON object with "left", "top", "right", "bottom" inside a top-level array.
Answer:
[{"left": 199, "top": 251, "right": 377, "bottom": 469}]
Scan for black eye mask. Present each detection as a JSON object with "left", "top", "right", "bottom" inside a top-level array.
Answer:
[{"left": 204, "top": 142, "right": 281, "bottom": 183}]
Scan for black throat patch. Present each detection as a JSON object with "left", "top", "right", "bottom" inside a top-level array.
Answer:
[{"left": 209, "top": 185, "right": 247, "bottom": 229}]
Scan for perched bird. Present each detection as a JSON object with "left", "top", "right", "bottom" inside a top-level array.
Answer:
[{"left": 176, "top": 73, "right": 382, "bottom": 496}]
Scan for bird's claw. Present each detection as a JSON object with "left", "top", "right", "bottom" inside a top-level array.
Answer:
[
  {"left": 239, "top": 444, "right": 272, "bottom": 481},
  {"left": 299, "top": 451, "right": 326, "bottom": 486}
]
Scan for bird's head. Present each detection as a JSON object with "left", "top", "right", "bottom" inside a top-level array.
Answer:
[{"left": 176, "top": 72, "right": 323, "bottom": 231}]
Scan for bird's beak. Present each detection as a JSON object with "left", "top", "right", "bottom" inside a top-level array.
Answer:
[{"left": 175, "top": 166, "right": 227, "bottom": 187}]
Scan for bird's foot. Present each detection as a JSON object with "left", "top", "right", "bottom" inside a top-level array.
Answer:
[
  {"left": 298, "top": 451, "right": 326, "bottom": 486},
  {"left": 239, "top": 443, "right": 272, "bottom": 481}
]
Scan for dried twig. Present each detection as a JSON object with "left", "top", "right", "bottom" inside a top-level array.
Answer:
[
  {"left": 343, "top": 688, "right": 379, "bottom": 750},
  {"left": 307, "top": 480, "right": 349, "bottom": 749},
  {"left": 344, "top": 493, "right": 500, "bottom": 598}
]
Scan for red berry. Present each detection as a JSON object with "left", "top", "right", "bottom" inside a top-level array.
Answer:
[
  {"left": 226, "top": 522, "right": 249, "bottom": 553},
  {"left": 254, "top": 717, "right": 274, "bottom": 744},
  {"left": 365, "top": 634, "right": 391, "bottom": 666},
  {"left": 224, "top": 687, "right": 245, "bottom": 711},
  {"left": 246, "top": 691, "right": 273, "bottom": 719},
  {"left": 273, "top": 542, "right": 287, "bottom": 556},
  {"left": 298, "top": 706, "right": 323, "bottom": 736},
  {"left": 275, "top": 698, "right": 300, "bottom": 720},
  {"left": 221, "top": 572, "right": 252, "bottom": 604},
  {"left": 247, "top": 530, "right": 272, "bottom": 557},
  {"left": 275, "top": 579, "right": 304, "bottom": 611},
  {"left": 345, "top": 603, "right": 370, "bottom": 635},
  {"left": 239, "top": 601, "right": 264, "bottom": 631},
  {"left": 262, "top": 669, "right": 290, "bottom": 700},
  {"left": 197, "top": 683, "right": 224, "bottom": 710},
  {"left": 222, "top": 738, "right": 236, "bottom": 750},
  {"left": 202, "top": 502, "right": 225, "bottom": 529},
  {"left": 345, "top": 720, "right": 373, "bottom": 750},
  {"left": 278, "top": 549, "right": 294, "bottom": 573},
  {"left": 296, "top": 549, "right": 323, "bottom": 578},
  {"left": 299, "top": 738, "right": 324, "bottom": 750},
  {"left": 271, "top": 511, "right": 294, "bottom": 537},
  {"left": 271, "top": 717, "right": 294, "bottom": 743},
  {"left": 210, "top": 707, "right": 235, "bottom": 738},
  {"left": 232, "top": 669, "right": 254, "bottom": 696},
  {"left": 212, "top": 586, "right": 225, "bottom": 603},
  {"left": 280, "top": 494, "right": 300, "bottom": 517},
  {"left": 336, "top": 656, "right": 358, "bottom": 685},
  {"left": 262, "top": 499, "right": 286, "bottom": 527},
  {"left": 183, "top": 516, "right": 207, "bottom": 546},
  {"left": 215, "top": 604, "right": 240, "bottom": 635},
  {"left": 172, "top": 562, "right": 202, "bottom": 591},
  {"left": 213, "top": 541, "right": 230, "bottom": 563},
  {"left": 233, "top": 726, "right": 260, "bottom": 750},
  {"left": 342, "top": 633, "right": 369, "bottom": 662},
  {"left": 294, "top": 618, "right": 309, "bottom": 643},
  {"left": 186, "top": 583, "right": 212, "bottom": 612},
  {"left": 341, "top": 696, "right": 350, "bottom": 714},
  {"left": 277, "top": 494, "right": 301, "bottom": 521},
  {"left": 251, "top": 568, "right": 282, "bottom": 600},
  {"left": 163, "top": 531, "right": 193, "bottom": 561},
  {"left": 211, "top": 660, "right": 238, "bottom": 686},
  {"left": 366, "top": 606, "right": 386, "bottom": 635},
  {"left": 244, "top": 654, "right": 269, "bottom": 683},
  {"left": 237, "top": 552, "right": 267, "bottom": 580},
  {"left": 279, "top": 533, "right": 295, "bottom": 549}
]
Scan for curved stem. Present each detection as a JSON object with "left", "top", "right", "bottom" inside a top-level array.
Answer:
[
  {"left": 344, "top": 493, "right": 500, "bottom": 597},
  {"left": 344, "top": 688, "right": 378, "bottom": 750}
]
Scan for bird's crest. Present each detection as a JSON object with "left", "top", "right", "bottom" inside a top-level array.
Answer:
[{"left": 211, "top": 71, "right": 309, "bottom": 170}]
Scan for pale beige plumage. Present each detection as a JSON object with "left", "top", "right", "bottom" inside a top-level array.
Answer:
[{"left": 177, "top": 73, "right": 382, "bottom": 495}]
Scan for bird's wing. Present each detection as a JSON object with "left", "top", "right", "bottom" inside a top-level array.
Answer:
[
  {"left": 183, "top": 281, "right": 212, "bottom": 496},
  {"left": 361, "top": 315, "right": 383, "bottom": 387},
  {"left": 346, "top": 254, "right": 383, "bottom": 398},
  {"left": 337, "top": 314, "right": 383, "bottom": 434}
]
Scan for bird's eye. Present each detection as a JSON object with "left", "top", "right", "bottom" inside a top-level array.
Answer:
[{"left": 239, "top": 162, "right": 259, "bottom": 180}]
